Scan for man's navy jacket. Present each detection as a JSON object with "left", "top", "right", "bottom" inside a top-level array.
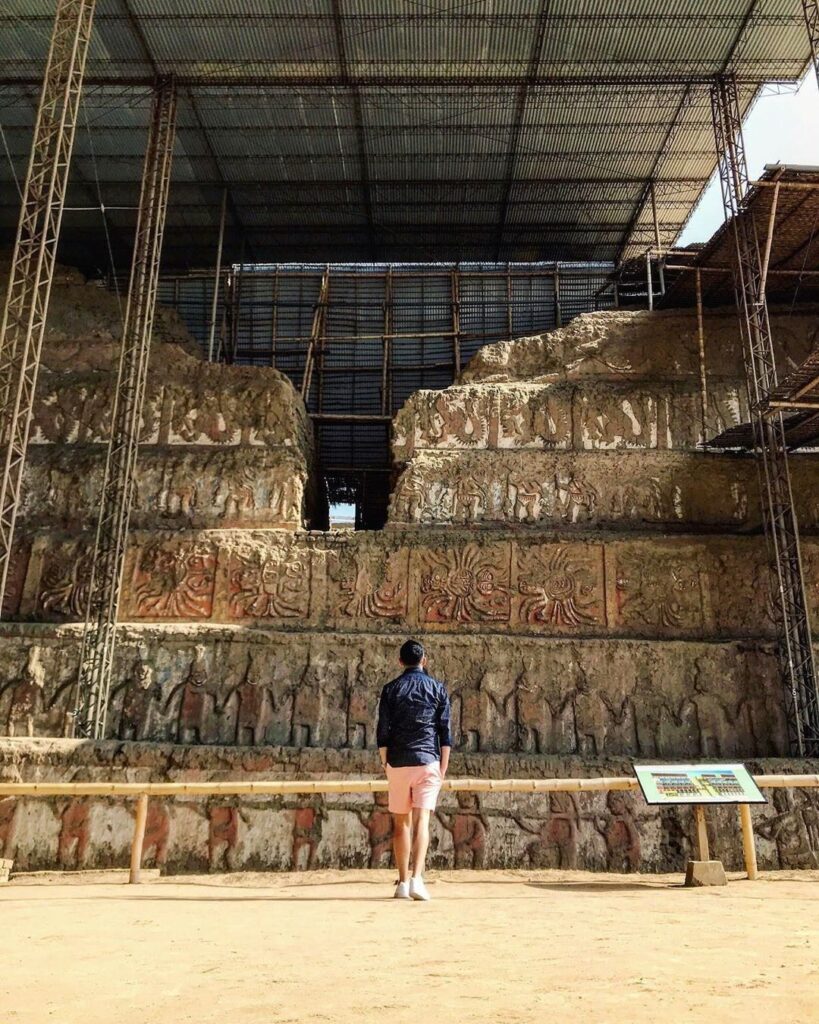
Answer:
[{"left": 376, "top": 666, "right": 453, "bottom": 768}]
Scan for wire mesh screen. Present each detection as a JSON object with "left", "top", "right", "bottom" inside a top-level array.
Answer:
[{"left": 159, "top": 262, "right": 613, "bottom": 527}]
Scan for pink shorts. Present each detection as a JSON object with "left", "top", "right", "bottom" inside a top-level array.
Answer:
[{"left": 386, "top": 762, "right": 443, "bottom": 814}]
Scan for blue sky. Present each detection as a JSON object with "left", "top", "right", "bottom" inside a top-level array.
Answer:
[{"left": 678, "top": 72, "right": 819, "bottom": 246}]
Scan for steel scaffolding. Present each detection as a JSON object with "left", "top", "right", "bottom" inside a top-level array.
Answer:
[
  {"left": 711, "top": 73, "right": 819, "bottom": 757},
  {"left": 0, "top": 0, "right": 96, "bottom": 614},
  {"left": 73, "top": 76, "right": 177, "bottom": 739}
]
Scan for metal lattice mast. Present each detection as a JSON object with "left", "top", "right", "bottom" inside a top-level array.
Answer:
[
  {"left": 711, "top": 73, "right": 819, "bottom": 757},
  {"left": 74, "top": 76, "right": 177, "bottom": 739},
  {"left": 803, "top": 0, "right": 819, "bottom": 89},
  {"left": 0, "top": 0, "right": 96, "bottom": 613}
]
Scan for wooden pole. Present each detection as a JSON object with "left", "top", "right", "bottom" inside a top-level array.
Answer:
[
  {"left": 739, "top": 803, "right": 759, "bottom": 880},
  {"left": 694, "top": 804, "right": 710, "bottom": 860},
  {"left": 206, "top": 187, "right": 227, "bottom": 363},
  {"left": 646, "top": 252, "right": 653, "bottom": 311},
  {"left": 0, "top": 773, "right": 815, "bottom": 799},
  {"left": 129, "top": 793, "right": 149, "bottom": 884}
]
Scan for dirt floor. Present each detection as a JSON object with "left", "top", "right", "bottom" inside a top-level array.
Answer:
[{"left": 3, "top": 869, "right": 819, "bottom": 1024}]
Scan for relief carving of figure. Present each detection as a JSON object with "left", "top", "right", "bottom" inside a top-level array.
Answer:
[
  {"left": 517, "top": 546, "right": 601, "bottom": 628},
  {"left": 594, "top": 792, "right": 641, "bottom": 872},
  {"left": 755, "top": 790, "right": 819, "bottom": 869},
  {"left": 213, "top": 466, "right": 256, "bottom": 520},
  {"left": 217, "top": 654, "right": 274, "bottom": 745},
  {"left": 356, "top": 792, "right": 393, "bottom": 868},
  {"left": 419, "top": 544, "right": 510, "bottom": 624},
  {"left": 156, "top": 464, "right": 198, "bottom": 518},
  {"left": 163, "top": 646, "right": 215, "bottom": 743},
  {"left": 113, "top": 651, "right": 162, "bottom": 741},
  {"left": 517, "top": 793, "right": 579, "bottom": 869},
  {"left": 437, "top": 793, "right": 489, "bottom": 868},
  {"left": 199, "top": 799, "right": 251, "bottom": 872},
  {"left": 268, "top": 471, "right": 305, "bottom": 523},
  {"left": 132, "top": 542, "right": 217, "bottom": 620},
  {"left": 0, "top": 798, "right": 19, "bottom": 861},
  {"left": 228, "top": 549, "right": 309, "bottom": 620},
  {"left": 2, "top": 647, "right": 48, "bottom": 737},
  {"left": 56, "top": 798, "right": 92, "bottom": 869},
  {"left": 506, "top": 476, "right": 545, "bottom": 523},
  {"left": 452, "top": 475, "right": 487, "bottom": 522},
  {"left": 291, "top": 798, "right": 326, "bottom": 870},
  {"left": 169, "top": 386, "right": 236, "bottom": 444},
  {"left": 554, "top": 470, "right": 598, "bottom": 523}
]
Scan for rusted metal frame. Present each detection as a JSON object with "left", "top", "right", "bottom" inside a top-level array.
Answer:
[
  {"left": 451, "top": 268, "right": 462, "bottom": 378},
  {"left": 664, "top": 264, "right": 819, "bottom": 276},
  {"left": 712, "top": 73, "right": 819, "bottom": 757},
  {"left": 802, "top": 0, "right": 819, "bottom": 91},
  {"left": 206, "top": 187, "right": 227, "bottom": 362},
  {"left": 695, "top": 269, "right": 709, "bottom": 444},
  {"left": 0, "top": 0, "right": 96, "bottom": 616},
  {"left": 74, "top": 75, "right": 177, "bottom": 739},
  {"left": 381, "top": 268, "right": 392, "bottom": 415},
  {"left": 311, "top": 413, "right": 393, "bottom": 423},
  {"left": 301, "top": 267, "right": 330, "bottom": 402}
]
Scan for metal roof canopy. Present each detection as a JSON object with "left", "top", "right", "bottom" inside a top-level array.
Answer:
[{"left": 0, "top": 2, "right": 814, "bottom": 271}]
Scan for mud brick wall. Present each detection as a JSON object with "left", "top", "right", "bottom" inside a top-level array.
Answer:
[{"left": 1, "top": 741, "right": 817, "bottom": 874}]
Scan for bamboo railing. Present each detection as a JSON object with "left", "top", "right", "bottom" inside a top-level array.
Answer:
[{"left": 1, "top": 773, "right": 817, "bottom": 884}]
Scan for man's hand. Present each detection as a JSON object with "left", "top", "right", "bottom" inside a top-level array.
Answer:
[
  {"left": 378, "top": 746, "right": 389, "bottom": 773},
  {"left": 440, "top": 745, "right": 451, "bottom": 778}
]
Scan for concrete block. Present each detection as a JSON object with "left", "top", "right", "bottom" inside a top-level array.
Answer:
[{"left": 684, "top": 860, "right": 727, "bottom": 887}]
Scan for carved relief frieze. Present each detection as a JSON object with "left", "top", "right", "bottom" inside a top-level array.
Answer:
[
  {"left": 416, "top": 543, "right": 511, "bottom": 625},
  {"left": 326, "top": 545, "right": 409, "bottom": 623},
  {"left": 513, "top": 544, "right": 604, "bottom": 630},
  {"left": 129, "top": 540, "right": 217, "bottom": 620},
  {"left": 227, "top": 545, "right": 310, "bottom": 621},
  {"left": 613, "top": 546, "right": 708, "bottom": 633}
]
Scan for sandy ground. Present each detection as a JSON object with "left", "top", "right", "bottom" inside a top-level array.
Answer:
[{"left": 3, "top": 869, "right": 819, "bottom": 1024}]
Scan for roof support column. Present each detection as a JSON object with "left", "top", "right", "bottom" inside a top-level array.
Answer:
[
  {"left": 0, "top": 0, "right": 96, "bottom": 614},
  {"left": 802, "top": 1, "right": 819, "bottom": 91},
  {"left": 73, "top": 75, "right": 177, "bottom": 738},
  {"left": 711, "top": 72, "right": 819, "bottom": 757}
]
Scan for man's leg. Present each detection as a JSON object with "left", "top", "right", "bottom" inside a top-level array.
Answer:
[
  {"left": 392, "top": 813, "right": 412, "bottom": 882},
  {"left": 411, "top": 807, "right": 432, "bottom": 877}
]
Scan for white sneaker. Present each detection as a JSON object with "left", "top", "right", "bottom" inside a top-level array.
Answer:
[
  {"left": 394, "top": 880, "right": 411, "bottom": 899},
  {"left": 409, "top": 876, "right": 431, "bottom": 901}
]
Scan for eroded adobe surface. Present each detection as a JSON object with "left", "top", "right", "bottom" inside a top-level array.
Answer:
[{"left": 2, "top": 277, "right": 818, "bottom": 872}]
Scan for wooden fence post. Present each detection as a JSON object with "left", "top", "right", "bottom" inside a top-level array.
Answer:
[
  {"left": 129, "top": 793, "right": 149, "bottom": 884},
  {"left": 739, "top": 803, "right": 759, "bottom": 880}
]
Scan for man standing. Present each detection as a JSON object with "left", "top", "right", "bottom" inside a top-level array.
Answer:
[{"left": 377, "top": 639, "right": 452, "bottom": 901}]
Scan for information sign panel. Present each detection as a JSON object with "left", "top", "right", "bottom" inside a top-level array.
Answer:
[{"left": 634, "top": 763, "right": 766, "bottom": 805}]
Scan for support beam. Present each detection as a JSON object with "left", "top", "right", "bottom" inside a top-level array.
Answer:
[
  {"left": 711, "top": 73, "right": 819, "bottom": 757},
  {"left": 0, "top": 0, "right": 96, "bottom": 615},
  {"left": 73, "top": 75, "right": 177, "bottom": 739},
  {"left": 803, "top": 0, "right": 819, "bottom": 91}
]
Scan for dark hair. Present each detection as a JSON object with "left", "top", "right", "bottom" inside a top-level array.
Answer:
[{"left": 399, "top": 638, "right": 425, "bottom": 666}]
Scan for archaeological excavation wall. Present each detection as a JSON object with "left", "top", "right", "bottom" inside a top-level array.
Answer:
[{"left": 1, "top": 262, "right": 818, "bottom": 872}]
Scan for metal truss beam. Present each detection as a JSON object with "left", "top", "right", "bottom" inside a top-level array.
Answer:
[
  {"left": 0, "top": 73, "right": 795, "bottom": 89},
  {"left": 73, "top": 75, "right": 177, "bottom": 739},
  {"left": 711, "top": 73, "right": 819, "bottom": 757},
  {"left": 0, "top": 0, "right": 96, "bottom": 614},
  {"left": 803, "top": 0, "right": 819, "bottom": 90}
]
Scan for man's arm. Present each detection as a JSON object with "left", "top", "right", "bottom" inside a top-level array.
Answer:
[
  {"left": 437, "top": 687, "right": 453, "bottom": 776},
  {"left": 376, "top": 686, "right": 390, "bottom": 771}
]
